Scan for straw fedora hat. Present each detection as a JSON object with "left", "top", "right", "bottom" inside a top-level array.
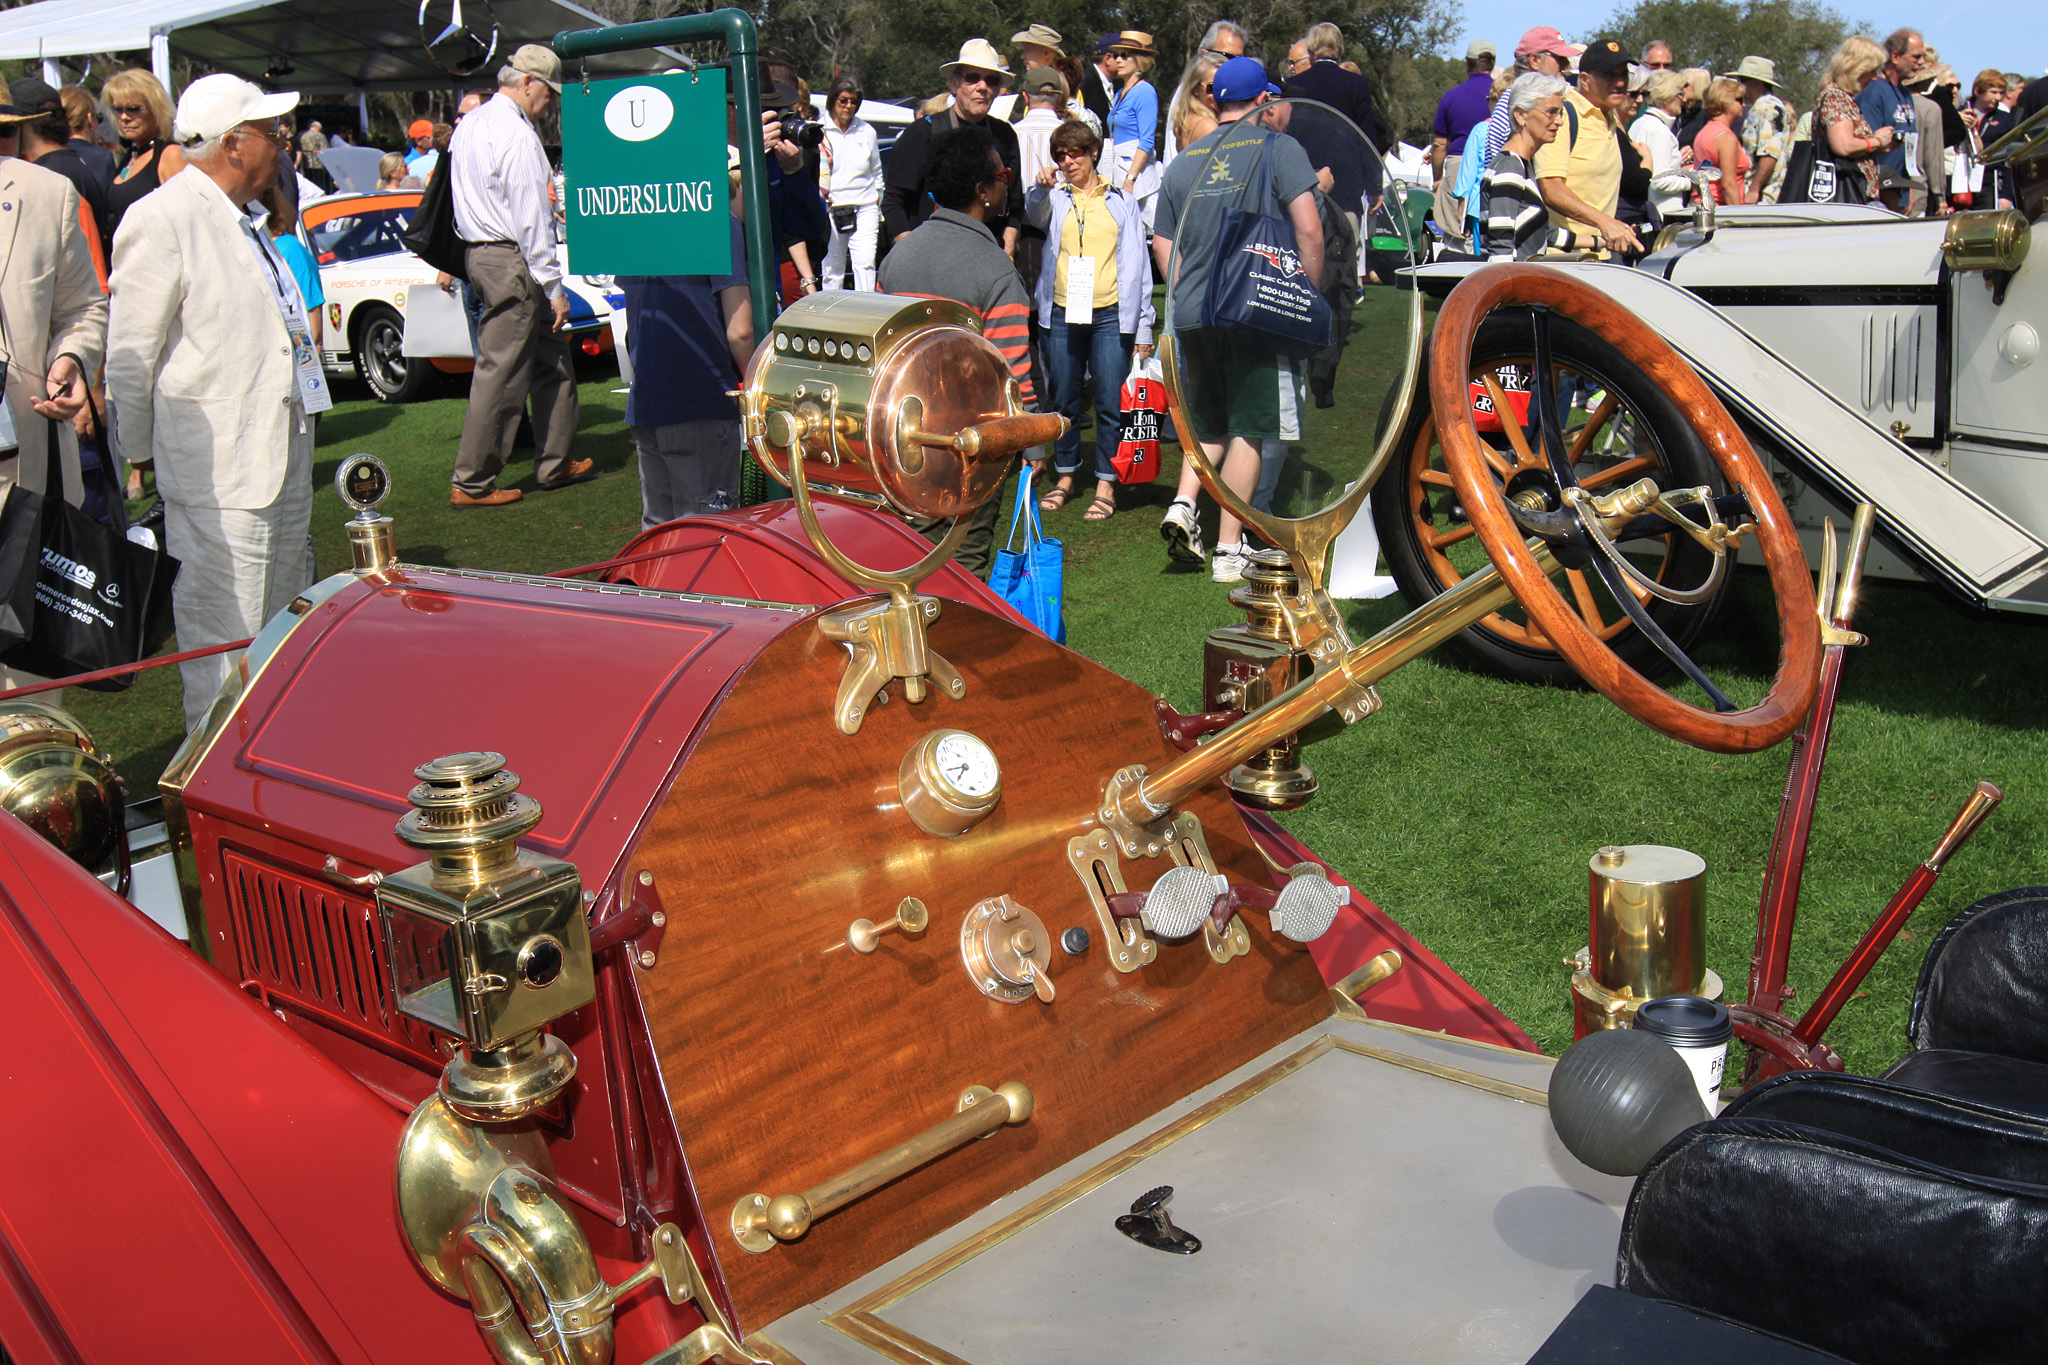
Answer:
[
  {"left": 1108, "top": 31, "right": 1156, "bottom": 58},
  {"left": 1724, "top": 55, "right": 1780, "bottom": 87},
  {"left": 941, "top": 38, "right": 1013, "bottom": 86}
]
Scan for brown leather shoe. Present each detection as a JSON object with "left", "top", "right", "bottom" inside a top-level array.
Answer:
[
  {"left": 451, "top": 486, "right": 523, "bottom": 508},
  {"left": 535, "top": 457, "right": 596, "bottom": 491}
]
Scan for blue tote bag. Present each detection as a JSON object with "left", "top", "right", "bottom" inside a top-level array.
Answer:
[
  {"left": 990, "top": 469, "right": 1065, "bottom": 643},
  {"left": 1200, "top": 125, "right": 1333, "bottom": 360}
]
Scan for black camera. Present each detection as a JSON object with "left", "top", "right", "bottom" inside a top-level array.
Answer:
[{"left": 778, "top": 108, "right": 827, "bottom": 149}]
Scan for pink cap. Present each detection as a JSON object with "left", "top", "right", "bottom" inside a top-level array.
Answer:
[{"left": 1515, "top": 26, "right": 1576, "bottom": 60}]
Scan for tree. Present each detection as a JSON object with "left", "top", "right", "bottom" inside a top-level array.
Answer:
[{"left": 1598, "top": 0, "right": 1864, "bottom": 113}]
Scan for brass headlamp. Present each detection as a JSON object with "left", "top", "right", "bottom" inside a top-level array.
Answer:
[
  {"left": 0, "top": 702, "right": 123, "bottom": 869},
  {"left": 742, "top": 293, "right": 1061, "bottom": 519}
]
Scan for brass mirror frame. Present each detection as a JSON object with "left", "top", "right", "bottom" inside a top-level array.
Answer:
[{"left": 1156, "top": 96, "right": 1427, "bottom": 657}]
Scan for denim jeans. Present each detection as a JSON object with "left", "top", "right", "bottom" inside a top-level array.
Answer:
[{"left": 1046, "top": 304, "right": 1133, "bottom": 484}]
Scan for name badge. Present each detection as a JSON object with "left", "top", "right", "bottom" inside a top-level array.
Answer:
[
  {"left": 1064, "top": 254, "right": 1096, "bottom": 325},
  {"left": 289, "top": 315, "right": 333, "bottom": 415}
]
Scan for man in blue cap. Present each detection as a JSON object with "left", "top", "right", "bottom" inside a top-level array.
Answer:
[{"left": 1152, "top": 56, "right": 1322, "bottom": 584}]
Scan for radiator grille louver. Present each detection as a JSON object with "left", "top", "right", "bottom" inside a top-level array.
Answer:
[{"left": 222, "top": 849, "right": 444, "bottom": 1065}]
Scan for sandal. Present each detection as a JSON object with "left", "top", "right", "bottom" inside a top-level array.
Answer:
[
  {"left": 1084, "top": 494, "right": 1117, "bottom": 522},
  {"left": 1039, "top": 483, "right": 1074, "bottom": 512}
]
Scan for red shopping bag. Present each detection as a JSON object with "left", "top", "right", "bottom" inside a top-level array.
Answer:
[{"left": 1114, "top": 353, "right": 1166, "bottom": 483}]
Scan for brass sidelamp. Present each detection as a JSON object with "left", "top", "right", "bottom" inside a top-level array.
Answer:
[{"left": 385, "top": 752, "right": 759, "bottom": 1365}]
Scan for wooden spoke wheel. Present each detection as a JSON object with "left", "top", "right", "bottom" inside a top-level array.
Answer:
[
  {"left": 1371, "top": 312, "right": 1730, "bottom": 687},
  {"left": 1429, "top": 265, "right": 1820, "bottom": 754}
]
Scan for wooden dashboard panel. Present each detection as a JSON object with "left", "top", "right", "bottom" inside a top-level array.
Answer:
[{"left": 633, "top": 601, "right": 1333, "bottom": 1332}]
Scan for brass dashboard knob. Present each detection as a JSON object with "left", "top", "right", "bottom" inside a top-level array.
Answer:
[{"left": 961, "top": 895, "right": 1055, "bottom": 1004}]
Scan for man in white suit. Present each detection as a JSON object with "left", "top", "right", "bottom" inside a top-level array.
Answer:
[{"left": 108, "top": 74, "right": 321, "bottom": 730}]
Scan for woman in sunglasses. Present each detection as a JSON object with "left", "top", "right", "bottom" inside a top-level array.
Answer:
[
  {"left": 1482, "top": 73, "right": 1597, "bottom": 259},
  {"left": 103, "top": 69, "right": 186, "bottom": 241},
  {"left": 820, "top": 77, "right": 882, "bottom": 290},
  {"left": 1102, "top": 32, "right": 1161, "bottom": 225},
  {"left": 1025, "top": 119, "right": 1154, "bottom": 521}
]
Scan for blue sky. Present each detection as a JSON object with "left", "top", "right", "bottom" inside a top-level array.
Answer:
[{"left": 1449, "top": 0, "right": 2031, "bottom": 97}]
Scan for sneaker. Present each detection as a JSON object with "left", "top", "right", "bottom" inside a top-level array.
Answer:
[
  {"left": 1212, "top": 540, "right": 1248, "bottom": 584},
  {"left": 1161, "top": 500, "right": 1205, "bottom": 565}
]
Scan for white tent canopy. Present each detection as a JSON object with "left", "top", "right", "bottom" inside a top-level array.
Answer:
[{"left": 0, "top": 0, "right": 672, "bottom": 96}]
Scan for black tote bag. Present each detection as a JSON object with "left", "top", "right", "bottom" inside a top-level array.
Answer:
[
  {"left": 3, "top": 431, "right": 180, "bottom": 691},
  {"left": 1779, "top": 135, "right": 1861, "bottom": 205},
  {"left": 401, "top": 153, "right": 467, "bottom": 280},
  {"left": 1200, "top": 127, "right": 1334, "bottom": 360}
]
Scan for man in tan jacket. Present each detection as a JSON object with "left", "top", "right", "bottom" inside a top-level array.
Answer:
[
  {"left": 108, "top": 74, "right": 314, "bottom": 730},
  {"left": 0, "top": 100, "right": 108, "bottom": 694}
]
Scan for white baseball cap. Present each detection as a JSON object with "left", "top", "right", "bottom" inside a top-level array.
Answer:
[{"left": 174, "top": 72, "right": 299, "bottom": 144}]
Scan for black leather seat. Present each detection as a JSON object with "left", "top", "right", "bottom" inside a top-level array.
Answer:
[
  {"left": 1883, "top": 886, "right": 2048, "bottom": 1118},
  {"left": 1615, "top": 1072, "right": 2048, "bottom": 1364}
]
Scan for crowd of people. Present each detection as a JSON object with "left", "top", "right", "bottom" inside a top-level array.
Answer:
[
  {"left": 1433, "top": 24, "right": 2044, "bottom": 266},
  {"left": 8, "top": 23, "right": 2038, "bottom": 731},
  {"left": 722, "top": 21, "right": 1398, "bottom": 584}
]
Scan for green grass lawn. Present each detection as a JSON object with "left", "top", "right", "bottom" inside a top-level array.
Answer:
[{"left": 74, "top": 298, "right": 2048, "bottom": 1077}]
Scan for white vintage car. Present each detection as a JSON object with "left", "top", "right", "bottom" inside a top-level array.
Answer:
[
  {"left": 301, "top": 188, "right": 623, "bottom": 403},
  {"left": 1377, "top": 120, "right": 2048, "bottom": 684}
]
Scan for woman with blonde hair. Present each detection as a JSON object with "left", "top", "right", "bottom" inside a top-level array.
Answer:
[
  {"left": 103, "top": 68, "right": 184, "bottom": 238},
  {"left": 1692, "top": 77, "right": 1751, "bottom": 204},
  {"left": 1629, "top": 70, "right": 1697, "bottom": 219},
  {"left": 1808, "top": 34, "right": 1891, "bottom": 200},
  {"left": 1165, "top": 53, "right": 1222, "bottom": 157},
  {"left": 376, "top": 152, "right": 411, "bottom": 189}
]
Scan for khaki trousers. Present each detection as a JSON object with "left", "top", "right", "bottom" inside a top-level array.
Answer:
[{"left": 453, "top": 243, "right": 580, "bottom": 495}]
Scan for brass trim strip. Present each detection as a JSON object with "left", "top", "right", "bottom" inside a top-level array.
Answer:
[
  {"left": 814, "top": 1030, "right": 1551, "bottom": 1363},
  {"left": 1342, "top": 1010, "right": 1556, "bottom": 1060},
  {"left": 400, "top": 564, "right": 817, "bottom": 615},
  {"left": 1327, "top": 1036, "right": 1549, "bottom": 1107}
]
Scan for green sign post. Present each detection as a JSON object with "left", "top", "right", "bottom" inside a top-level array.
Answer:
[{"left": 562, "top": 70, "right": 732, "bottom": 276}]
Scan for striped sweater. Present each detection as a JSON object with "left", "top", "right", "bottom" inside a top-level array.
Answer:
[
  {"left": 1481, "top": 150, "right": 1575, "bottom": 261},
  {"left": 876, "top": 207, "right": 1036, "bottom": 405}
]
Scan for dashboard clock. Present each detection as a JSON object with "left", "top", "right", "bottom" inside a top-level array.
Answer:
[{"left": 898, "top": 729, "right": 1002, "bottom": 837}]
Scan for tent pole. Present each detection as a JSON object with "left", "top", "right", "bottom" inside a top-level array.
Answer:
[
  {"left": 41, "top": 59, "right": 60, "bottom": 88},
  {"left": 150, "top": 33, "right": 172, "bottom": 94}
]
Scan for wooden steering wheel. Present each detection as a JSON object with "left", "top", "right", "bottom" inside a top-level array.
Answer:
[{"left": 1432, "top": 265, "right": 1821, "bottom": 754}]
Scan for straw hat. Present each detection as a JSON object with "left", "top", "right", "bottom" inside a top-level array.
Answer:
[
  {"left": 1724, "top": 55, "right": 1780, "bottom": 88},
  {"left": 1010, "top": 24, "right": 1064, "bottom": 55},
  {"left": 1108, "top": 31, "right": 1156, "bottom": 58},
  {"left": 941, "top": 38, "right": 1013, "bottom": 86}
]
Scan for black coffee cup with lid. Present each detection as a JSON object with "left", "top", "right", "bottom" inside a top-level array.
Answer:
[{"left": 1633, "top": 995, "right": 1732, "bottom": 1116}]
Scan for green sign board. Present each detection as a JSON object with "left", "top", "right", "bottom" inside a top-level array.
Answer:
[{"left": 562, "top": 69, "right": 732, "bottom": 276}]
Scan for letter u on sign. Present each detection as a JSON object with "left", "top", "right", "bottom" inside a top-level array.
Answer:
[{"left": 604, "top": 85, "right": 674, "bottom": 142}]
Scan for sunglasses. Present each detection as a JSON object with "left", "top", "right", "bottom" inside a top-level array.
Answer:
[
  {"left": 1054, "top": 147, "right": 1092, "bottom": 160},
  {"left": 110, "top": 104, "right": 149, "bottom": 116},
  {"left": 957, "top": 69, "right": 1001, "bottom": 87},
  {"left": 1644, "top": 60, "right": 1673, "bottom": 69},
  {"left": 1199, "top": 82, "right": 1213, "bottom": 95},
  {"left": 1200, "top": 46, "right": 1236, "bottom": 59}
]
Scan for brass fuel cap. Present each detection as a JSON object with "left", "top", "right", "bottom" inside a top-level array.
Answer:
[{"left": 395, "top": 752, "right": 544, "bottom": 876}]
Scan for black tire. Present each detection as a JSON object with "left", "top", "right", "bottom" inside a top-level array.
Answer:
[
  {"left": 352, "top": 304, "right": 436, "bottom": 403},
  {"left": 1368, "top": 310, "right": 1729, "bottom": 687}
]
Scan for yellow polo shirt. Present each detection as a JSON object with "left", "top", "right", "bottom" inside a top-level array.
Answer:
[
  {"left": 1054, "top": 184, "right": 1120, "bottom": 310},
  {"left": 1532, "top": 86, "right": 1621, "bottom": 241}
]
